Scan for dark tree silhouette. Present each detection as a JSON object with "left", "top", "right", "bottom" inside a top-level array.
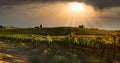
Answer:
[
  {"left": 79, "top": 24, "right": 84, "bottom": 28},
  {"left": 40, "top": 24, "right": 43, "bottom": 28},
  {"left": 0, "top": 25, "right": 3, "bottom": 28},
  {"left": 34, "top": 26, "right": 39, "bottom": 28}
]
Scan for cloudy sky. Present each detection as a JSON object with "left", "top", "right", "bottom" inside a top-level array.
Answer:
[{"left": 0, "top": 0, "right": 120, "bottom": 30}]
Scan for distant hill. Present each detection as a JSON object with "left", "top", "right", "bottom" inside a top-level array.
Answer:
[{"left": 0, "top": 27, "right": 119, "bottom": 35}]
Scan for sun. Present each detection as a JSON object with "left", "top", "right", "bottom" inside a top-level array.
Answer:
[{"left": 69, "top": 2, "right": 84, "bottom": 12}]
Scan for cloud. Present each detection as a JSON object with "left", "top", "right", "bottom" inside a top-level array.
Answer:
[
  {"left": 0, "top": 0, "right": 120, "bottom": 10},
  {"left": 83, "top": 0, "right": 120, "bottom": 10},
  {"left": 0, "top": 0, "right": 120, "bottom": 30}
]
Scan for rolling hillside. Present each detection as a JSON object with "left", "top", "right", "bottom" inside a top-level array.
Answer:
[{"left": 0, "top": 27, "right": 118, "bottom": 35}]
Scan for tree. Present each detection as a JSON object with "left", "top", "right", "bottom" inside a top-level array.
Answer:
[
  {"left": 40, "top": 24, "right": 43, "bottom": 28},
  {"left": 34, "top": 26, "right": 39, "bottom": 28},
  {"left": 79, "top": 24, "right": 84, "bottom": 28},
  {"left": 0, "top": 25, "right": 3, "bottom": 28}
]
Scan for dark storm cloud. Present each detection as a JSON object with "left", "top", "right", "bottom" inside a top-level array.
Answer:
[
  {"left": 0, "top": 0, "right": 120, "bottom": 9},
  {"left": 83, "top": 0, "right": 120, "bottom": 10},
  {"left": 0, "top": 0, "right": 32, "bottom": 6}
]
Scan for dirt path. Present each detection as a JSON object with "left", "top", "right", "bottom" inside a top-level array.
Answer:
[{"left": 0, "top": 41, "right": 32, "bottom": 63}]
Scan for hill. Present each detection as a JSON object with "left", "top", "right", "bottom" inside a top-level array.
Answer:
[{"left": 0, "top": 27, "right": 118, "bottom": 35}]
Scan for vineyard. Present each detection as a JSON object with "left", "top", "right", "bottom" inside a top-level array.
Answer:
[{"left": 0, "top": 32, "right": 120, "bottom": 63}]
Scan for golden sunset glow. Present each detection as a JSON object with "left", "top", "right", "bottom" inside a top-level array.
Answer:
[
  {"left": 69, "top": 2, "right": 84, "bottom": 12},
  {"left": 25, "top": 2, "right": 96, "bottom": 27}
]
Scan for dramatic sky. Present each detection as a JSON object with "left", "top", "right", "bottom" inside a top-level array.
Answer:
[{"left": 0, "top": 0, "right": 120, "bottom": 30}]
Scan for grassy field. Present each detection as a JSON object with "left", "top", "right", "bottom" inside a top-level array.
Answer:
[{"left": 0, "top": 27, "right": 120, "bottom": 63}]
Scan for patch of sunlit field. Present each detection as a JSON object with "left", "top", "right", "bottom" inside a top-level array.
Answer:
[{"left": 0, "top": 60, "right": 8, "bottom": 63}]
